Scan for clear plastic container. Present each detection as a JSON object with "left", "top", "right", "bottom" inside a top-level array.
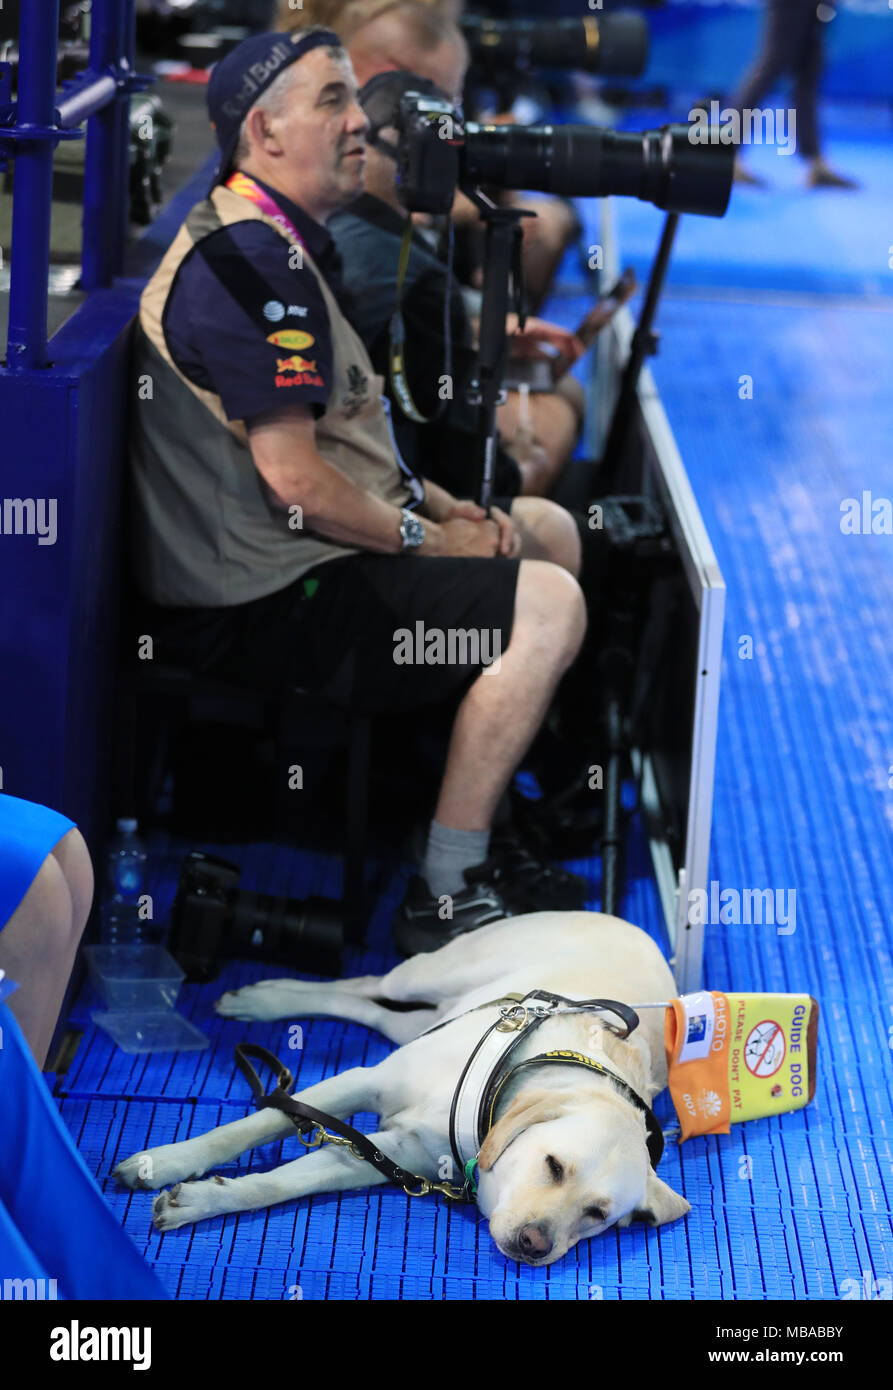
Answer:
[
  {"left": 84, "top": 944, "right": 185, "bottom": 1012},
  {"left": 90, "top": 1009, "right": 209, "bottom": 1055}
]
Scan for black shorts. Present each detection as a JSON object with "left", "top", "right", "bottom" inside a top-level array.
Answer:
[{"left": 145, "top": 552, "right": 521, "bottom": 716}]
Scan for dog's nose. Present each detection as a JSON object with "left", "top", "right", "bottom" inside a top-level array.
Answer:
[{"left": 518, "top": 1223, "right": 553, "bottom": 1258}]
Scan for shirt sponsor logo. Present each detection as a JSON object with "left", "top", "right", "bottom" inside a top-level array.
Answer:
[
  {"left": 263, "top": 302, "right": 309, "bottom": 322},
  {"left": 276, "top": 371, "right": 324, "bottom": 389},
  {"left": 267, "top": 329, "right": 315, "bottom": 351},
  {"left": 276, "top": 353, "right": 317, "bottom": 375},
  {"left": 275, "top": 346, "right": 323, "bottom": 389}
]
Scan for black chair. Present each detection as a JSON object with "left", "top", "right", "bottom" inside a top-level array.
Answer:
[{"left": 114, "top": 659, "right": 373, "bottom": 944}]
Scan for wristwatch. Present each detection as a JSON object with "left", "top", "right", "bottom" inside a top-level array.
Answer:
[{"left": 399, "top": 507, "right": 425, "bottom": 552}]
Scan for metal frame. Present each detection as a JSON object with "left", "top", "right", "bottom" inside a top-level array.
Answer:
[
  {"left": 0, "top": 0, "right": 149, "bottom": 370},
  {"left": 595, "top": 198, "right": 725, "bottom": 993}
]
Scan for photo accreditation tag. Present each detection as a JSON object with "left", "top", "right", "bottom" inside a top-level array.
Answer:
[{"left": 664, "top": 991, "right": 819, "bottom": 1141}]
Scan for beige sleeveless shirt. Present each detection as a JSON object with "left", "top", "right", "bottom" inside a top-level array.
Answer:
[{"left": 130, "top": 183, "right": 423, "bottom": 607}]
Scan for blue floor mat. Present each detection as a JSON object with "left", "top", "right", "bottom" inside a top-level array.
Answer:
[
  {"left": 56, "top": 101, "right": 893, "bottom": 1298},
  {"left": 596, "top": 104, "right": 893, "bottom": 299}
]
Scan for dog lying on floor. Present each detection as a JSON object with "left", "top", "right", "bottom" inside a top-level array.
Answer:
[{"left": 114, "top": 912, "right": 690, "bottom": 1266}]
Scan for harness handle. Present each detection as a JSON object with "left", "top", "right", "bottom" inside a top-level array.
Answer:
[{"left": 233, "top": 1042, "right": 469, "bottom": 1199}]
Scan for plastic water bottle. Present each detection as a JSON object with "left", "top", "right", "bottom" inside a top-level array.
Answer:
[{"left": 102, "top": 818, "right": 148, "bottom": 946}]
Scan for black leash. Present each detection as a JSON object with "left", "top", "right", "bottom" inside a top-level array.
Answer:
[{"left": 233, "top": 1042, "right": 468, "bottom": 1199}]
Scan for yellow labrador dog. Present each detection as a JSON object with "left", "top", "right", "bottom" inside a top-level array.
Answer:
[{"left": 115, "top": 912, "right": 690, "bottom": 1265}]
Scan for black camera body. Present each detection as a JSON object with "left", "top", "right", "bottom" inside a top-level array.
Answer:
[
  {"left": 396, "top": 90, "right": 464, "bottom": 216},
  {"left": 393, "top": 88, "right": 734, "bottom": 221},
  {"left": 167, "top": 850, "right": 343, "bottom": 982}
]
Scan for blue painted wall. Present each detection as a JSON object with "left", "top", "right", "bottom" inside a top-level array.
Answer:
[
  {"left": 0, "top": 163, "right": 213, "bottom": 856},
  {"left": 508, "top": 0, "right": 893, "bottom": 101},
  {"left": 639, "top": 2, "right": 893, "bottom": 102},
  {"left": 0, "top": 289, "right": 138, "bottom": 849}
]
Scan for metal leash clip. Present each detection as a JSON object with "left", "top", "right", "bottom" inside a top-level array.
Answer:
[
  {"left": 403, "top": 1176, "right": 469, "bottom": 1200},
  {"left": 295, "top": 1122, "right": 365, "bottom": 1160},
  {"left": 495, "top": 1002, "right": 530, "bottom": 1033}
]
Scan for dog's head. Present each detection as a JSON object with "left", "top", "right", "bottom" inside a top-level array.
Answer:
[{"left": 474, "top": 1031, "right": 690, "bottom": 1265}]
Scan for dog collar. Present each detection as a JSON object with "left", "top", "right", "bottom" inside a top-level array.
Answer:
[{"left": 447, "top": 991, "right": 662, "bottom": 1187}]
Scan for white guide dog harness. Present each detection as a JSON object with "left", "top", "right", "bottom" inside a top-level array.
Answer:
[{"left": 423, "top": 990, "right": 666, "bottom": 1194}]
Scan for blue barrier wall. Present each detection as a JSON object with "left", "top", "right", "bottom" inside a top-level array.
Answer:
[
  {"left": 0, "top": 290, "right": 138, "bottom": 850},
  {"left": 0, "top": 157, "right": 213, "bottom": 857}
]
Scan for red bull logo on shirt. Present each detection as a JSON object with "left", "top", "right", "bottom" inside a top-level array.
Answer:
[{"left": 269, "top": 330, "right": 323, "bottom": 388}]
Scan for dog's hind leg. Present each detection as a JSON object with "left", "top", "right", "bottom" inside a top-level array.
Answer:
[
  {"left": 114, "top": 1064, "right": 385, "bottom": 1191},
  {"left": 215, "top": 980, "right": 437, "bottom": 1041},
  {"left": 151, "top": 1128, "right": 414, "bottom": 1232}
]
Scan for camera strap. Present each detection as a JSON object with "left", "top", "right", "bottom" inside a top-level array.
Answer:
[
  {"left": 388, "top": 215, "right": 454, "bottom": 425},
  {"left": 233, "top": 1042, "right": 471, "bottom": 1200}
]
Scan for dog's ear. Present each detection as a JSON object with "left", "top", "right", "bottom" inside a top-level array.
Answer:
[
  {"left": 593, "top": 1024, "right": 654, "bottom": 1100},
  {"left": 478, "top": 1088, "right": 569, "bottom": 1171},
  {"left": 616, "top": 1170, "right": 691, "bottom": 1228}
]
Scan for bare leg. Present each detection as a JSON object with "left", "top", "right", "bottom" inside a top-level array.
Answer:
[
  {"left": 433, "top": 559, "right": 586, "bottom": 830},
  {"left": 51, "top": 828, "right": 94, "bottom": 945},
  {"left": 498, "top": 379, "right": 584, "bottom": 495},
  {"left": 511, "top": 496, "right": 582, "bottom": 577},
  {"left": 0, "top": 828, "right": 92, "bottom": 1068},
  {"left": 515, "top": 196, "right": 580, "bottom": 311}
]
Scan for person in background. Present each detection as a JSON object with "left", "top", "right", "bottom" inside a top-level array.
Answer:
[
  {"left": 728, "top": 0, "right": 858, "bottom": 189},
  {"left": 129, "top": 28, "right": 590, "bottom": 952},
  {"left": 0, "top": 794, "right": 93, "bottom": 1069},
  {"left": 0, "top": 799, "right": 165, "bottom": 1298},
  {"left": 281, "top": 0, "right": 587, "bottom": 494}
]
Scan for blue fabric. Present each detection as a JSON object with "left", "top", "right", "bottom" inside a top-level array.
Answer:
[
  {"left": 163, "top": 181, "right": 347, "bottom": 424},
  {"left": 0, "top": 794, "right": 75, "bottom": 934},
  {"left": 0, "top": 1003, "right": 169, "bottom": 1300}
]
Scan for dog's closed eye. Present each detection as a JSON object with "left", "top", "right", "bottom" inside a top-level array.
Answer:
[
  {"left": 545, "top": 1154, "right": 564, "bottom": 1182},
  {"left": 583, "top": 1205, "right": 607, "bottom": 1225}
]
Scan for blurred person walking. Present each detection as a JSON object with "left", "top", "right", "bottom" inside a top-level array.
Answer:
[{"left": 728, "top": 0, "right": 858, "bottom": 189}]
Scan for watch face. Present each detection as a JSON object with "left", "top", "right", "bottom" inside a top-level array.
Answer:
[{"left": 402, "top": 511, "right": 424, "bottom": 547}]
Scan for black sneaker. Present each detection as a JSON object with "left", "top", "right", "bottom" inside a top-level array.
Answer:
[
  {"left": 393, "top": 872, "right": 510, "bottom": 956},
  {"left": 488, "top": 827, "right": 590, "bottom": 912}
]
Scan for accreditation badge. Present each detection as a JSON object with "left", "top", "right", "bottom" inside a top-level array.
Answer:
[{"left": 664, "top": 991, "right": 819, "bottom": 1141}]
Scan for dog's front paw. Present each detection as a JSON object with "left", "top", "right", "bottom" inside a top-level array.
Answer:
[
  {"left": 114, "top": 1143, "right": 207, "bottom": 1191},
  {"left": 152, "top": 1177, "right": 233, "bottom": 1231},
  {"left": 214, "top": 979, "right": 304, "bottom": 1021}
]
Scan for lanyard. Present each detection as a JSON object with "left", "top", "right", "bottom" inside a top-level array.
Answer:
[
  {"left": 225, "top": 172, "right": 426, "bottom": 509},
  {"left": 225, "top": 171, "right": 307, "bottom": 250},
  {"left": 388, "top": 215, "right": 453, "bottom": 426}
]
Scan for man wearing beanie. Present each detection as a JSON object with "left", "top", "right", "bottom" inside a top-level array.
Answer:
[{"left": 128, "top": 28, "right": 588, "bottom": 953}]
